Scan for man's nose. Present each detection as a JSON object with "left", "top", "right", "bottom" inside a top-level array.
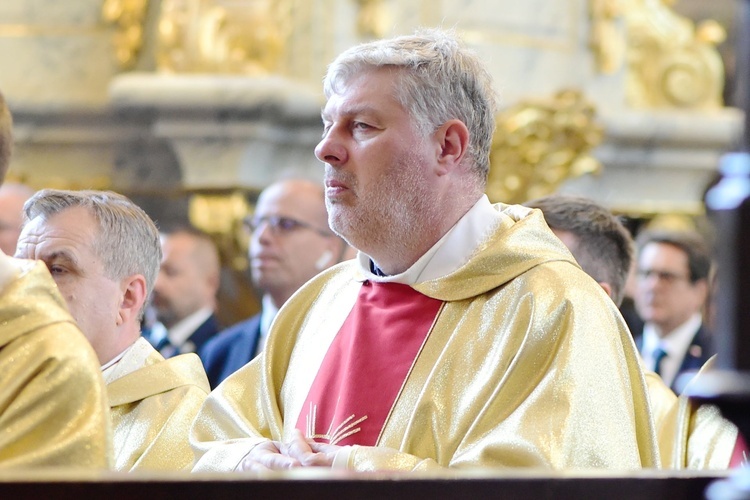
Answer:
[{"left": 315, "top": 129, "right": 347, "bottom": 166}]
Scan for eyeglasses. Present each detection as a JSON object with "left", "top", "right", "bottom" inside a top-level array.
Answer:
[
  {"left": 636, "top": 269, "right": 690, "bottom": 284},
  {"left": 243, "top": 215, "right": 332, "bottom": 237}
]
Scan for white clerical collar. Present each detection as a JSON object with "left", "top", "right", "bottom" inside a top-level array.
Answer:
[
  {"left": 257, "top": 294, "right": 279, "bottom": 355},
  {"left": 642, "top": 312, "right": 703, "bottom": 387},
  {"left": 101, "top": 337, "right": 154, "bottom": 384},
  {"left": 167, "top": 307, "right": 213, "bottom": 347},
  {"left": 357, "top": 195, "right": 501, "bottom": 285}
]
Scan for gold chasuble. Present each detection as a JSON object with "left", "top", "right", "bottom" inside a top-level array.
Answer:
[
  {"left": 191, "top": 204, "right": 658, "bottom": 472},
  {"left": 107, "top": 340, "right": 209, "bottom": 471},
  {"left": 0, "top": 261, "right": 111, "bottom": 468}
]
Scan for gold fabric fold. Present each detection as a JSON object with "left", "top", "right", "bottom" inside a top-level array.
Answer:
[
  {"left": 192, "top": 204, "right": 658, "bottom": 472},
  {"left": 109, "top": 347, "right": 209, "bottom": 471},
  {"left": 0, "top": 261, "right": 112, "bottom": 468},
  {"left": 656, "top": 356, "right": 738, "bottom": 469}
]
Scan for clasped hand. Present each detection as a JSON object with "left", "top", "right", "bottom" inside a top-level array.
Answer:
[{"left": 238, "top": 429, "right": 341, "bottom": 472}]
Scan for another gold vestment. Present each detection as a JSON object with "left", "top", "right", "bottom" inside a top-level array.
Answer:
[
  {"left": 655, "top": 356, "right": 738, "bottom": 469},
  {"left": 192, "top": 205, "right": 658, "bottom": 471},
  {"left": 108, "top": 340, "right": 209, "bottom": 471},
  {"left": 0, "top": 261, "right": 111, "bottom": 468}
]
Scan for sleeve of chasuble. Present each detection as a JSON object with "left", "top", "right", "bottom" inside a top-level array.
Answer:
[
  {"left": 191, "top": 357, "right": 275, "bottom": 471},
  {"left": 0, "top": 322, "right": 112, "bottom": 468}
]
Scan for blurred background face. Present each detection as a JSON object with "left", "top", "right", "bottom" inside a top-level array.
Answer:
[
  {"left": 16, "top": 206, "right": 123, "bottom": 362},
  {"left": 634, "top": 242, "right": 707, "bottom": 335},
  {"left": 0, "top": 183, "right": 33, "bottom": 255},
  {"left": 152, "top": 232, "right": 217, "bottom": 327},
  {"left": 249, "top": 180, "right": 337, "bottom": 307}
]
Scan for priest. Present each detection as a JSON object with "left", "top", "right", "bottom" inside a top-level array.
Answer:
[{"left": 191, "top": 29, "right": 658, "bottom": 472}]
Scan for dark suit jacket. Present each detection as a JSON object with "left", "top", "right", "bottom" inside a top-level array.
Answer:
[
  {"left": 186, "top": 313, "right": 221, "bottom": 355},
  {"left": 635, "top": 323, "right": 713, "bottom": 392},
  {"left": 141, "top": 313, "right": 220, "bottom": 357},
  {"left": 199, "top": 313, "right": 262, "bottom": 389}
]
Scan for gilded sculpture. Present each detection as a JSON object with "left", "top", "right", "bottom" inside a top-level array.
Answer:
[
  {"left": 589, "top": 0, "right": 726, "bottom": 109},
  {"left": 487, "top": 89, "right": 603, "bottom": 205},
  {"left": 102, "top": 0, "right": 150, "bottom": 69},
  {"left": 188, "top": 191, "right": 252, "bottom": 270},
  {"left": 156, "top": 0, "right": 290, "bottom": 74}
]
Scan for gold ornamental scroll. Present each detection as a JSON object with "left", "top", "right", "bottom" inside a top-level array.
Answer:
[
  {"left": 589, "top": 0, "right": 726, "bottom": 110},
  {"left": 487, "top": 89, "right": 603, "bottom": 205}
]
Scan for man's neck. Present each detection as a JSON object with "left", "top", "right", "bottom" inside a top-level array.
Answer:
[
  {"left": 650, "top": 313, "right": 702, "bottom": 339},
  {"left": 369, "top": 193, "right": 483, "bottom": 276}
]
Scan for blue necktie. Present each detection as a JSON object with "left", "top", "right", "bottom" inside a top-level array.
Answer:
[{"left": 652, "top": 346, "right": 668, "bottom": 376}]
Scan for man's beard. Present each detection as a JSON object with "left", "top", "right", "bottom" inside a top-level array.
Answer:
[{"left": 326, "top": 150, "right": 436, "bottom": 264}]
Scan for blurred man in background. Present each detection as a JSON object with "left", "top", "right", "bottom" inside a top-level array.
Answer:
[
  {"left": 633, "top": 230, "right": 713, "bottom": 392},
  {"left": 147, "top": 227, "right": 222, "bottom": 358},
  {"left": 0, "top": 182, "right": 34, "bottom": 255},
  {"left": 201, "top": 178, "right": 352, "bottom": 388}
]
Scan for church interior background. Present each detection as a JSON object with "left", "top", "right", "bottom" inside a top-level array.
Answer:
[{"left": 0, "top": 0, "right": 741, "bottom": 324}]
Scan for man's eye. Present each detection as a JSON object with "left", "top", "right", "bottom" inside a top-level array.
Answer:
[
  {"left": 277, "top": 218, "right": 300, "bottom": 231},
  {"left": 353, "top": 122, "right": 371, "bottom": 130},
  {"left": 48, "top": 265, "right": 67, "bottom": 275}
]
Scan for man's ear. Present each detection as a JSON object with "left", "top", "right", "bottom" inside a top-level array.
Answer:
[
  {"left": 692, "top": 278, "right": 709, "bottom": 306},
  {"left": 598, "top": 281, "right": 614, "bottom": 301},
  {"left": 434, "top": 119, "right": 470, "bottom": 175},
  {"left": 118, "top": 274, "right": 147, "bottom": 326}
]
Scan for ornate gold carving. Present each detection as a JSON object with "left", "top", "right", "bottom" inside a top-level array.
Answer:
[
  {"left": 102, "top": 0, "right": 150, "bottom": 69},
  {"left": 589, "top": 0, "right": 626, "bottom": 74},
  {"left": 188, "top": 191, "right": 251, "bottom": 271},
  {"left": 156, "top": 0, "right": 290, "bottom": 74},
  {"left": 589, "top": 0, "right": 726, "bottom": 109},
  {"left": 487, "top": 89, "right": 603, "bottom": 205}
]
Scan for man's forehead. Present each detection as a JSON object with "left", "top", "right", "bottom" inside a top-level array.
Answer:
[
  {"left": 640, "top": 242, "right": 688, "bottom": 266},
  {"left": 259, "top": 183, "right": 321, "bottom": 209},
  {"left": 22, "top": 206, "right": 96, "bottom": 240}
]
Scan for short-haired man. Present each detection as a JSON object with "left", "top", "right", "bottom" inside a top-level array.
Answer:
[
  {"left": 0, "top": 91, "right": 111, "bottom": 468},
  {"left": 191, "top": 29, "right": 657, "bottom": 472},
  {"left": 17, "top": 189, "right": 210, "bottom": 471},
  {"left": 201, "top": 178, "right": 352, "bottom": 388},
  {"left": 633, "top": 230, "right": 713, "bottom": 391},
  {"left": 527, "top": 194, "right": 740, "bottom": 469},
  {"left": 146, "top": 228, "right": 222, "bottom": 358},
  {"left": 525, "top": 194, "right": 634, "bottom": 306}
]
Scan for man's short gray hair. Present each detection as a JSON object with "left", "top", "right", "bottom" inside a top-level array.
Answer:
[
  {"left": 324, "top": 28, "right": 498, "bottom": 182},
  {"left": 23, "top": 189, "right": 161, "bottom": 316}
]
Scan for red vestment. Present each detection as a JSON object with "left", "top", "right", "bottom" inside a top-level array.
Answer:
[{"left": 296, "top": 281, "right": 443, "bottom": 446}]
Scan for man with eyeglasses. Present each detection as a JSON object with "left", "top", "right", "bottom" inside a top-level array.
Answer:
[
  {"left": 199, "top": 178, "right": 352, "bottom": 388},
  {"left": 633, "top": 230, "right": 714, "bottom": 392}
]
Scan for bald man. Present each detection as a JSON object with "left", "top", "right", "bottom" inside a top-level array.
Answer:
[
  {"left": 147, "top": 228, "right": 222, "bottom": 359},
  {"left": 200, "top": 179, "right": 352, "bottom": 388},
  {"left": 0, "top": 182, "right": 34, "bottom": 255}
]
